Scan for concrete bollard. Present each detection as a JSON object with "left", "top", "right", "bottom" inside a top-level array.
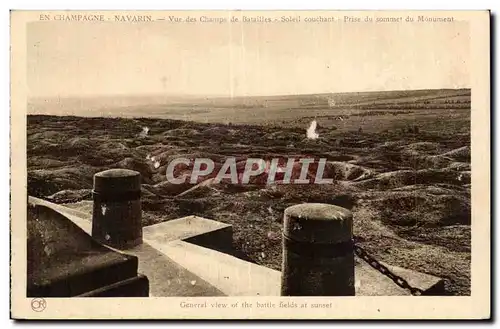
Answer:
[
  {"left": 281, "top": 203, "right": 355, "bottom": 296},
  {"left": 91, "top": 169, "right": 143, "bottom": 249}
]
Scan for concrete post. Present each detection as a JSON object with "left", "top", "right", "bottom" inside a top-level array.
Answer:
[
  {"left": 91, "top": 169, "right": 143, "bottom": 249},
  {"left": 281, "top": 203, "right": 355, "bottom": 296}
]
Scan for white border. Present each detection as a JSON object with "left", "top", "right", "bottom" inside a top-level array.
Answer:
[{"left": 4, "top": 1, "right": 497, "bottom": 327}]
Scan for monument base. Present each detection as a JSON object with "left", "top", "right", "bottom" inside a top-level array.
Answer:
[{"left": 28, "top": 196, "right": 445, "bottom": 297}]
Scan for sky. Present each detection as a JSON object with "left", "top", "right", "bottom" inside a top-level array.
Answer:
[{"left": 27, "top": 17, "right": 470, "bottom": 97}]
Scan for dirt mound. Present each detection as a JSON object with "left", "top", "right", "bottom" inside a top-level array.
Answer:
[
  {"left": 420, "top": 155, "right": 455, "bottom": 169},
  {"left": 144, "top": 180, "right": 192, "bottom": 197},
  {"left": 162, "top": 128, "right": 200, "bottom": 137},
  {"left": 201, "top": 126, "right": 234, "bottom": 135},
  {"left": 378, "top": 140, "right": 408, "bottom": 149},
  {"left": 29, "top": 130, "right": 66, "bottom": 142},
  {"left": 403, "top": 142, "right": 441, "bottom": 154},
  {"left": 267, "top": 184, "right": 356, "bottom": 210},
  {"left": 374, "top": 191, "right": 470, "bottom": 227},
  {"left": 144, "top": 147, "right": 180, "bottom": 163},
  {"left": 47, "top": 189, "right": 92, "bottom": 203},
  {"left": 176, "top": 184, "right": 220, "bottom": 198},
  {"left": 115, "top": 157, "right": 153, "bottom": 182},
  {"left": 28, "top": 140, "right": 66, "bottom": 157},
  {"left": 352, "top": 168, "right": 468, "bottom": 190},
  {"left": 66, "top": 137, "right": 95, "bottom": 149},
  {"left": 442, "top": 146, "right": 470, "bottom": 162},
  {"left": 263, "top": 131, "right": 303, "bottom": 141},
  {"left": 388, "top": 184, "right": 469, "bottom": 195},
  {"left": 397, "top": 225, "right": 470, "bottom": 253},
  {"left": 28, "top": 171, "right": 89, "bottom": 197},
  {"left": 447, "top": 162, "right": 471, "bottom": 171},
  {"left": 325, "top": 161, "right": 374, "bottom": 181},
  {"left": 99, "top": 141, "right": 129, "bottom": 151},
  {"left": 76, "top": 153, "right": 116, "bottom": 167},
  {"left": 326, "top": 153, "right": 357, "bottom": 162},
  {"left": 28, "top": 157, "right": 67, "bottom": 169}
]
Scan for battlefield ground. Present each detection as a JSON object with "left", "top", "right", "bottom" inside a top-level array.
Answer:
[{"left": 27, "top": 89, "right": 471, "bottom": 295}]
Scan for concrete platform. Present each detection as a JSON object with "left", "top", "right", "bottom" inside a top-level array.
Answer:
[
  {"left": 144, "top": 239, "right": 444, "bottom": 296},
  {"left": 143, "top": 216, "right": 233, "bottom": 253},
  {"left": 41, "top": 200, "right": 233, "bottom": 252},
  {"left": 123, "top": 242, "right": 225, "bottom": 297},
  {"left": 148, "top": 239, "right": 282, "bottom": 296},
  {"left": 28, "top": 196, "right": 445, "bottom": 296},
  {"left": 354, "top": 257, "right": 444, "bottom": 296}
]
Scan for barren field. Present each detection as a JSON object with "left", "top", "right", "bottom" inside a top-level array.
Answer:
[{"left": 27, "top": 89, "right": 471, "bottom": 295}]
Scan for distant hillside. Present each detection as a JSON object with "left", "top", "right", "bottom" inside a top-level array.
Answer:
[{"left": 28, "top": 88, "right": 471, "bottom": 117}]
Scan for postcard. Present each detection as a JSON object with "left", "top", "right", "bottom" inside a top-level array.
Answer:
[{"left": 10, "top": 10, "right": 490, "bottom": 320}]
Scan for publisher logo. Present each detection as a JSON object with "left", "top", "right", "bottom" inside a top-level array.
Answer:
[{"left": 31, "top": 298, "right": 46, "bottom": 312}]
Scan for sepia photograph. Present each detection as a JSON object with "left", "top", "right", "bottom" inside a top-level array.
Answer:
[{"left": 10, "top": 9, "right": 490, "bottom": 319}]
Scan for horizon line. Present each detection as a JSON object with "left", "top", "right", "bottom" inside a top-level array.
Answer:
[{"left": 27, "top": 87, "right": 472, "bottom": 100}]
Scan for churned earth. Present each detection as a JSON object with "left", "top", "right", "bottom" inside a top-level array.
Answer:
[{"left": 27, "top": 89, "right": 471, "bottom": 295}]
